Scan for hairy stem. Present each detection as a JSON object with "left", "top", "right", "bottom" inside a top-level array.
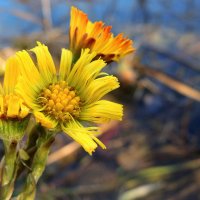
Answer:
[
  {"left": 17, "top": 127, "right": 55, "bottom": 200},
  {"left": 0, "top": 140, "right": 18, "bottom": 200}
]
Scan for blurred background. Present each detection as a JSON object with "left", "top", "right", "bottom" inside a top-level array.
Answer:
[{"left": 1, "top": 0, "right": 200, "bottom": 199}]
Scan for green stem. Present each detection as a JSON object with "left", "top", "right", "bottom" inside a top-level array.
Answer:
[
  {"left": 16, "top": 124, "right": 40, "bottom": 179},
  {"left": 17, "top": 127, "right": 55, "bottom": 200},
  {"left": 25, "top": 120, "right": 40, "bottom": 151},
  {"left": 0, "top": 140, "right": 18, "bottom": 200}
]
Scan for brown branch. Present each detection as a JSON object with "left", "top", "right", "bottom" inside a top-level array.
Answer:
[
  {"left": 0, "top": 8, "right": 41, "bottom": 25},
  {"left": 41, "top": 0, "right": 52, "bottom": 31},
  {"left": 136, "top": 64, "right": 200, "bottom": 102},
  {"left": 141, "top": 44, "right": 200, "bottom": 73}
]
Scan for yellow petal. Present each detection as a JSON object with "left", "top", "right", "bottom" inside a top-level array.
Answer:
[
  {"left": 7, "top": 95, "right": 20, "bottom": 118},
  {"left": 19, "top": 102, "right": 30, "bottom": 118},
  {"left": 59, "top": 49, "right": 73, "bottom": 81},
  {"left": 16, "top": 50, "right": 44, "bottom": 93},
  {"left": 62, "top": 120, "right": 106, "bottom": 155},
  {"left": 0, "top": 95, "right": 4, "bottom": 115},
  {"left": 80, "top": 100, "right": 123, "bottom": 123},
  {"left": 0, "top": 56, "right": 5, "bottom": 76},
  {"left": 3, "top": 57, "right": 20, "bottom": 94},
  {"left": 34, "top": 111, "right": 57, "bottom": 129},
  {"left": 16, "top": 77, "right": 40, "bottom": 110},
  {"left": 15, "top": 50, "right": 45, "bottom": 110},
  {"left": 31, "top": 42, "right": 56, "bottom": 84},
  {"left": 69, "top": 6, "right": 88, "bottom": 52},
  {"left": 82, "top": 76, "right": 120, "bottom": 104},
  {"left": 67, "top": 49, "right": 106, "bottom": 95},
  {"left": 0, "top": 84, "right": 3, "bottom": 95}
]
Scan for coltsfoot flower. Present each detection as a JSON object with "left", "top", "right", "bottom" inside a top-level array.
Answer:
[
  {"left": 0, "top": 57, "right": 29, "bottom": 141},
  {"left": 69, "top": 6, "right": 135, "bottom": 62},
  {"left": 15, "top": 42, "right": 123, "bottom": 154}
]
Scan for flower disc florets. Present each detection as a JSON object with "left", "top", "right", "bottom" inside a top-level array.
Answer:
[{"left": 39, "top": 81, "right": 81, "bottom": 122}]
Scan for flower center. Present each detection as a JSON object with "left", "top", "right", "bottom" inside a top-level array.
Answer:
[{"left": 39, "top": 81, "right": 81, "bottom": 122}]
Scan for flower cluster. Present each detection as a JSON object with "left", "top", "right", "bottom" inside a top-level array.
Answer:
[
  {"left": 0, "top": 7, "right": 134, "bottom": 154},
  {"left": 0, "top": 6, "right": 135, "bottom": 199}
]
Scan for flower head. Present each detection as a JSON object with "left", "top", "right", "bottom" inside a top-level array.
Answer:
[
  {"left": 69, "top": 6, "right": 135, "bottom": 62},
  {"left": 0, "top": 57, "right": 29, "bottom": 141},
  {"left": 16, "top": 42, "right": 123, "bottom": 155}
]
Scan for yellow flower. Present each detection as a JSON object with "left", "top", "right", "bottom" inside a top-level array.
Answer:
[
  {"left": 0, "top": 57, "right": 29, "bottom": 141},
  {"left": 69, "top": 6, "right": 135, "bottom": 62},
  {"left": 15, "top": 42, "right": 123, "bottom": 155}
]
